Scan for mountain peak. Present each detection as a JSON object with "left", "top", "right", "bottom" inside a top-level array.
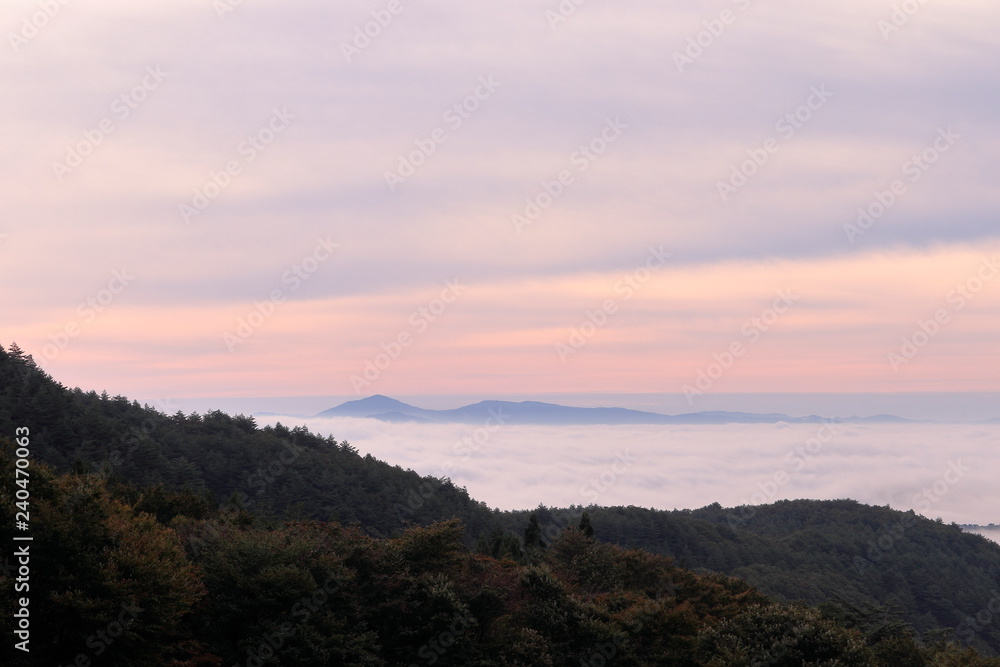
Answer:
[{"left": 315, "top": 395, "right": 424, "bottom": 419}]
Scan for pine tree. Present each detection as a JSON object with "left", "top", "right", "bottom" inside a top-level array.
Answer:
[{"left": 524, "top": 513, "right": 546, "bottom": 550}]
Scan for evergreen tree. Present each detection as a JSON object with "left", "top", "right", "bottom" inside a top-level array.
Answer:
[{"left": 524, "top": 513, "right": 546, "bottom": 550}]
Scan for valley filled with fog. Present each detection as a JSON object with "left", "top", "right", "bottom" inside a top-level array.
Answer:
[{"left": 256, "top": 416, "right": 999, "bottom": 535}]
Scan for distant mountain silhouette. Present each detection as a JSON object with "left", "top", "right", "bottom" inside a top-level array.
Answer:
[
  {"left": 316, "top": 394, "right": 426, "bottom": 418},
  {"left": 311, "top": 396, "right": 920, "bottom": 426},
  {"left": 846, "top": 413, "right": 916, "bottom": 423}
]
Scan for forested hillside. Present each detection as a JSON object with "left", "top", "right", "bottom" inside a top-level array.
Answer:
[
  {"left": 508, "top": 503, "right": 1000, "bottom": 656},
  {"left": 3, "top": 453, "right": 999, "bottom": 665},
  {"left": 0, "top": 343, "right": 495, "bottom": 537},
  {"left": 2, "top": 342, "right": 1000, "bottom": 661}
]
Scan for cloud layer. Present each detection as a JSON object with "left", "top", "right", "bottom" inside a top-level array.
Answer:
[{"left": 256, "top": 416, "right": 1000, "bottom": 529}]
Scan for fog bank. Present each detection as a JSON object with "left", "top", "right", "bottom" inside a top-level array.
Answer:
[{"left": 256, "top": 417, "right": 999, "bottom": 527}]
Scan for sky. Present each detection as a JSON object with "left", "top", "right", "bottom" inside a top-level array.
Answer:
[{"left": 3, "top": 0, "right": 999, "bottom": 407}]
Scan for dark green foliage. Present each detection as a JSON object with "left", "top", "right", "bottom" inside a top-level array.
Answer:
[
  {"left": 524, "top": 512, "right": 546, "bottom": 552},
  {"left": 3, "top": 345, "right": 1000, "bottom": 663},
  {"left": 0, "top": 452, "right": 204, "bottom": 666},
  {"left": 0, "top": 344, "right": 496, "bottom": 540},
  {"left": 696, "top": 604, "right": 873, "bottom": 665},
  {"left": 1, "top": 455, "right": 999, "bottom": 665},
  {"left": 500, "top": 501, "right": 1000, "bottom": 657},
  {"left": 476, "top": 524, "right": 525, "bottom": 562}
]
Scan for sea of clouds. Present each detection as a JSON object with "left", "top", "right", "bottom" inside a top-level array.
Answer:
[{"left": 255, "top": 416, "right": 999, "bottom": 538}]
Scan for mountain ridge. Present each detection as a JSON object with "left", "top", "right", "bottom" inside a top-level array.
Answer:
[
  {"left": 307, "top": 394, "right": 929, "bottom": 425},
  {"left": 2, "top": 345, "right": 999, "bottom": 658}
]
